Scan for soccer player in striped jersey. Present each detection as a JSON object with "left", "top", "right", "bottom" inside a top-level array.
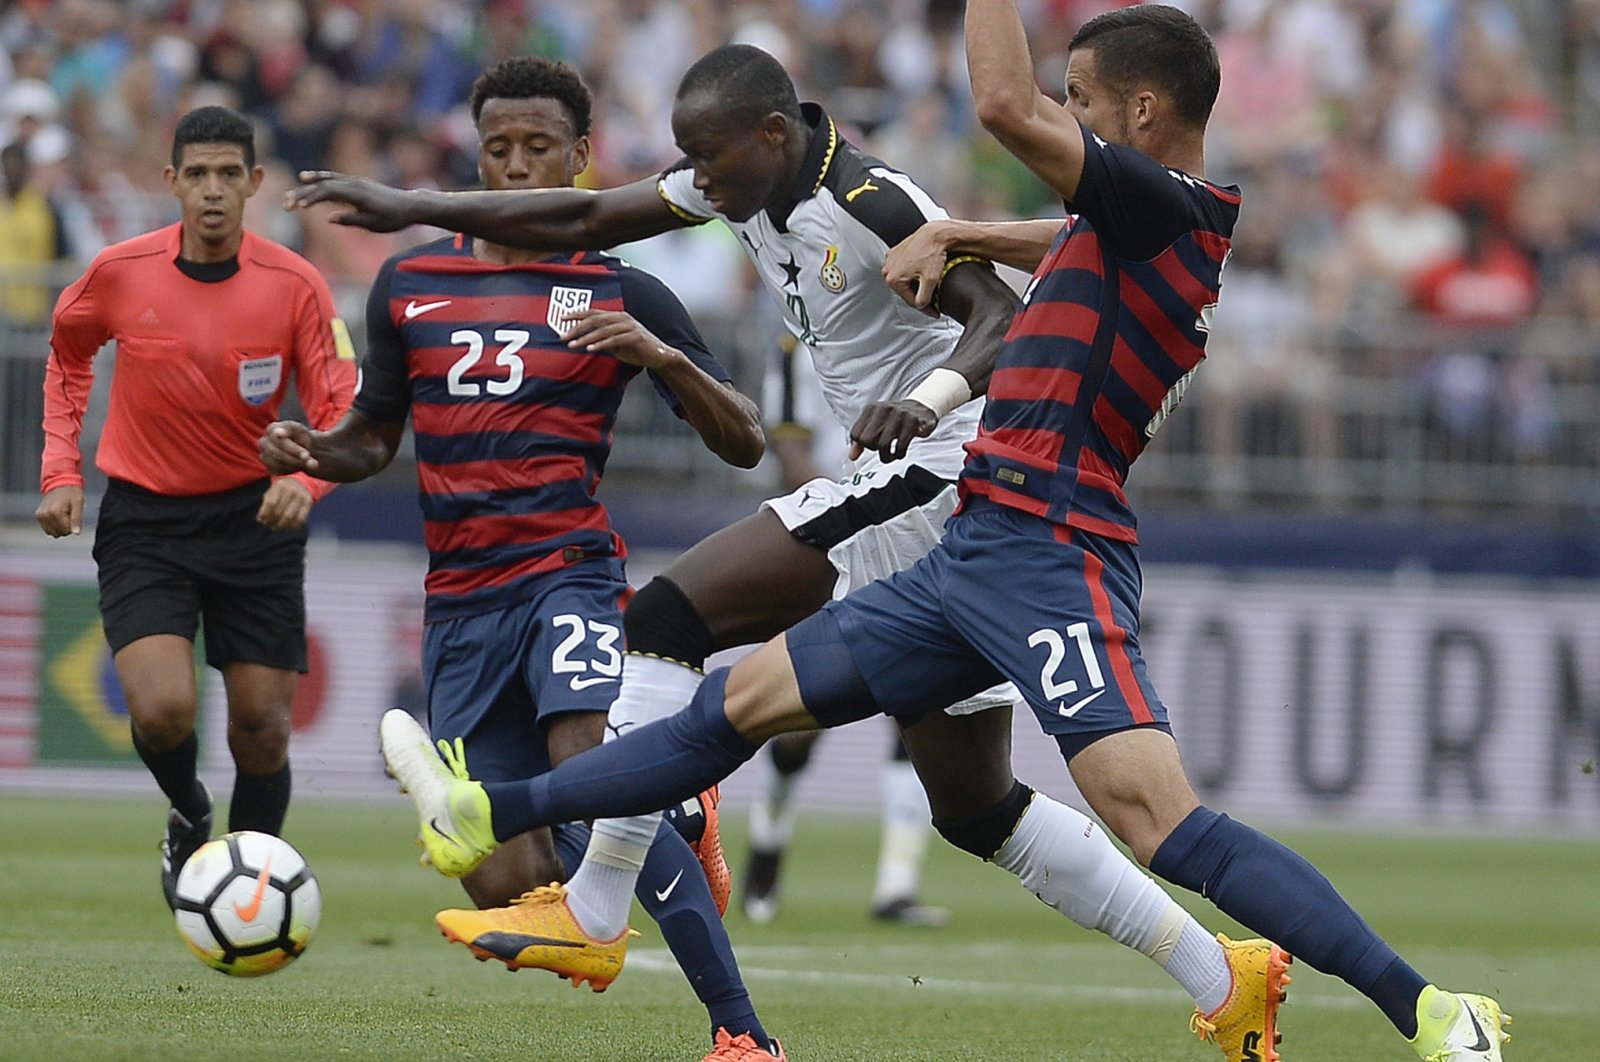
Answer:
[
  {"left": 335, "top": 44, "right": 1297, "bottom": 1061},
  {"left": 378, "top": 9, "right": 1512, "bottom": 1061},
  {"left": 260, "top": 58, "right": 786, "bottom": 1061}
]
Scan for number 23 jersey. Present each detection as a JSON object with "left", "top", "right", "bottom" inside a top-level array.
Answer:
[{"left": 354, "top": 234, "right": 733, "bottom": 620}]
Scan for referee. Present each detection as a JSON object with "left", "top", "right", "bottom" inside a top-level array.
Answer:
[{"left": 37, "top": 106, "right": 357, "bottom": 910}]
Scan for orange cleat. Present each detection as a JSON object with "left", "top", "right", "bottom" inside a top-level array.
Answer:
[
  {"left": 1189, "top": 934, "right": 1293, "bottom": 1062},
  {"left": 702, "top": 1027, "right": 787, "bottom": 1061},
  {"left": 691, "top": 785, "right": 731, "bottom": 917}
]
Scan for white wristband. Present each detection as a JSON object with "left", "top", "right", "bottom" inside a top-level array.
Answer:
[{"left": 904, "top": 367, "right": 972, "bottom": 419}]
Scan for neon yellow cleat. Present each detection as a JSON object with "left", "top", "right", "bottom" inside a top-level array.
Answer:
[
  {"left": 1410, "top": 985, "right": 1512, "bottom": 1061},
  {"left": 379, "top": 709, "right": 496, "bottom": 878},
  {"left": 436, "top": 884, "right": 638, "bottom": 992},
  {"left": 1189, "top": 934, "right": 1293, "bottom": 1062}
]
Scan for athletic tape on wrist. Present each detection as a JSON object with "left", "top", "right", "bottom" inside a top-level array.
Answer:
[{"left": 904, "top": 367, "right": 972, "bottom": 419}]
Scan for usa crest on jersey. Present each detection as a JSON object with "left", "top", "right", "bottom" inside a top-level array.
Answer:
[
  {"left": 238, "top": 355, "right": 283, "bottom": 406},
  {"left": 548, "top": 285, "right": 592, "bottom": 335}
]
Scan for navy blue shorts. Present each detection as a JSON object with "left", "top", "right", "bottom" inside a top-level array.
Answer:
[
  {"left": 825, "top": 500, "right": 1169, "bottom": 757},
  {"left": 424, "top": 560, "right": 629, "bottom": 782}
]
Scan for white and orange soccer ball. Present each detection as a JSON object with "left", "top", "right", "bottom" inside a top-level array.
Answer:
[{"left": 172, "top": 830, "right": 321, "bottom": 977}]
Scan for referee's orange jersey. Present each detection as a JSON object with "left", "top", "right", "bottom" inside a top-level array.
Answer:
[{"left": 41, "top": 222, "right": 357, "bottom": 499}]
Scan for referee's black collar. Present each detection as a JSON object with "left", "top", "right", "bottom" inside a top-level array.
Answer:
[{"left": 767, "top": 102, "right": 838, "bottom": 233}]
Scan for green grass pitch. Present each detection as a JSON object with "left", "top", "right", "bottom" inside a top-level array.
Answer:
[{"left": 1, "top": 794, "right": 1593, "bottom": 1060}]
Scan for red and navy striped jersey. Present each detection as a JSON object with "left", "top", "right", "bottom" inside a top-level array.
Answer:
[
  {"left": 354, "top": 234, "right": 733, "bottom": 620},
  {"left": 960, "top": 124, "right": 1240, "bottom": 542}
]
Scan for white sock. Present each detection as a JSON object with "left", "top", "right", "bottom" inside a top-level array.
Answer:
[
  {"left": 563, "top": 654, "right": 703, "bottom": 939},
  {"left": 993, "top": 794, "right": 1230, "bottom": 1012},
  {"left": 606, "top": 653, "right": 705, "bottom": 734},
  {"left": 873, "top": 760, "right": 931, "bottom": 904},
  {"left": 565, "top": 817, "right": 657, "bottom": 940}
]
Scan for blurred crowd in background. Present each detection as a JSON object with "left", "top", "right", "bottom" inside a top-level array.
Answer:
[{"left": 3, "top": 0, "right": 1600, "bottom": 519}]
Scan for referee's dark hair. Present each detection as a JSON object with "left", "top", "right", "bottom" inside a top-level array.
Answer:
[
  {"left": 171, "top": 105, "right": 256, "bottom": 168},
  {"left": 1069, "top": 4, "right": 1220, "bottom": 129},
  {"left": 469, "top": 57, "right": 592, "bottom": 138},
  {"left": 676, "top": 45, "right": 803, "bottom": 127}
]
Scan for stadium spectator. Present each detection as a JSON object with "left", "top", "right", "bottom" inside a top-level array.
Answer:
[
  {"left": 0, "top": 140, "right": 71, "bottom": 499},
  {"left": 34, "top": 105, "right": 357, "bottom": 913},
  {"left": 1412, "top": 204, "right": 1544, "bottom": 461},
  {"left": 1321, "top": 159, "right": 1465, "bottom": 320},
  {"left": 1426, "top": 105, "right": 1526, "bottom": 231}
]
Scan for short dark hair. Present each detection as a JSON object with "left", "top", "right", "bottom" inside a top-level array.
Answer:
[
  {"left": 675, "top": 45, "right": 803, "bottom": 127},
  {"left": 171, "top": 105, "right": 256, "bottom": 168},
  {"left": 469, "top": 57, "right": 592, "bottom": 137},
  {"left": 1069, "top": 4, "right": 1219, "bottom": 128}
]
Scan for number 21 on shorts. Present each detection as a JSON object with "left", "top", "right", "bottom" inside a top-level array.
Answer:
[
  {"left": 550, "top": 614, "right": 621, "bottom": 692},
  {"left": 1029, "top": 623, "right": 1107, "bottom": 717}
]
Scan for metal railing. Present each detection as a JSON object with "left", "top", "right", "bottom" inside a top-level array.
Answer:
[{"left": 4, "top": 262, "right": 1599, "bottom": 527}]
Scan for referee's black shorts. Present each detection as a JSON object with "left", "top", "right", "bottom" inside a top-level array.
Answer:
[{"left": 92, "top": 477, "right": 309, "bottom": 672}]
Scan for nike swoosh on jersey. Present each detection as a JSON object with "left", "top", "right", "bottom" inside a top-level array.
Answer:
[
  {"left": 404, "top": 299, "right": 452, "bottom": 319},
  {"left": 570, "top": 675, "right": 616, "bottom": 691},
  {"left": 1056, "top": 689, "right": 1105, "bottom": 717},
  {"left": 654, "top": 869, "right": 685, "bottom": 902}
]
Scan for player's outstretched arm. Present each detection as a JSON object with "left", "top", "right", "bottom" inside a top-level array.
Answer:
[
  {"left": 561, "top": 307, "right": 765, "bottom": 468},
  {"left": 849, "top": 261, "right": 1020, "bottom": 462},
  {"left": 967, "top": 0, "right": 1088, "bottom": 202},
  {"left": 259, "top": 411, "right": 405, "bottom": 483},
  {"left": 885, "top": 218, "right": 1065, "bottom": 311},
  {"left": 286, "top": 172, "right": 686, "bottom": 251}
]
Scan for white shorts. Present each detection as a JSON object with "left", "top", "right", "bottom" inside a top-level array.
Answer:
[{"left": 761, "top": 401, "right": 1017, "bottom": 716}]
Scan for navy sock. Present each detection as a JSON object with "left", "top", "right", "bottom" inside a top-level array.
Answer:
[
  {"left": 551, "top": 821, "right": 590, "bottom": 880},
  {"left": 484, "top": 669, "right": 757, "bottom": 841},
  {"left": 1150, "top": 807, "right": 1429, "bottom": 1037},
  {"left": 637, "top": 818, "right": 769, "bottom": 1049},
  {"left": 229, "top": 763, "right": 291, "bottom": 834}
]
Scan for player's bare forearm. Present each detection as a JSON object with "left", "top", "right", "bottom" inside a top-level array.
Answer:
[
  {"left": 290, "top": 172, "right": 683, "bottom": 250},
  {"left": 260, "top": 412, "right": 402, "bottom": 483},
  {"left": 658, "top": 358, "right": 765, "bottom": 469},
  {"left": 940, "top": 219, "right": 1064, "bottom": 275},
  {"left": 887, "top": 219, "right": 1062, "bottom": 311},
  {"left": 932, "top": 260, "right": 1021, "bottom": 397},
  {"left": 966, "top": 0, "right": 1086, "bottom": 200}
]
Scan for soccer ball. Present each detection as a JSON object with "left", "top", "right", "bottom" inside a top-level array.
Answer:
[{"left": 172, "top": 831, "right": 321, "bottom": 977}]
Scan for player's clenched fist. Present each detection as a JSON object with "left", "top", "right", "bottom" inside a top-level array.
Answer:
[{"left": 36, "top": 484, "right": 84, "bottom": 537}]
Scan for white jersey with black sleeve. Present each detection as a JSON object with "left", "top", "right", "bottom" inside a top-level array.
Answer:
[
  {"left": 656, "top": 103, "right": 982, "bottom": 466},
  {"left": 657, "top": 104, "right": 1012, "bottom": 713}
]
